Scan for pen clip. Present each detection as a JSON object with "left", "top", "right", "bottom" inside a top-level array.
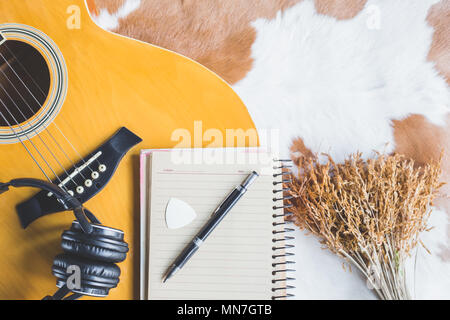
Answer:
[{"left": 212, "top": 187, "right": 236, "bottom": 216}]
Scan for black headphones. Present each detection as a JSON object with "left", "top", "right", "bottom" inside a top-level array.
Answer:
[{"left": 0, "top": 178, "right": 129, "bottom": 300}]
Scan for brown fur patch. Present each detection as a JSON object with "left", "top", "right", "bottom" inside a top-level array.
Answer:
[
  {"left": 314, "top": 0, "right": 367, "bottom": 20},
  {"left": 393, "top": 115, "right": 450, "bottom": 176}
]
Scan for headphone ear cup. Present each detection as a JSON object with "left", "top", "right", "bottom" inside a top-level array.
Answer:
[
  {"left": 52, "top": 253, "right": 120, "bottom": 298},
  {"left": 61, "top": 221, "right": 129, "bottom": 263}
]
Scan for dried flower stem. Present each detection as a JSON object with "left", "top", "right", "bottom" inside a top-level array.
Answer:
[{"left": 288, "top": 153, "right": 443, "bottom": 300}]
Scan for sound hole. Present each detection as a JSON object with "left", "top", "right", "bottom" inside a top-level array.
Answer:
[{"left": 0, "top": 40, "right": 50, "bottom": 127}]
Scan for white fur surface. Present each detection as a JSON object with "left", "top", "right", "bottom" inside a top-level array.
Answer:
[
  {"left": 92, "top": 0, "right": 142, "bottom": 31},
  {"left": 233, "top": 0, "right": 450, "bottom": 299},
  {"left": 233, "top": 0, "right": 449, "bottom": 163}
]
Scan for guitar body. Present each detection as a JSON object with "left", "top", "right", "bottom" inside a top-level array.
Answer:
[{"left": 0, "top": 0, "right": 255, "bottom": 299}]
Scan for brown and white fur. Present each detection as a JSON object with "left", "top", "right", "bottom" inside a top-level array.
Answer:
[{"left": 89, "top": 0, "right": 450, "bottom": 299}]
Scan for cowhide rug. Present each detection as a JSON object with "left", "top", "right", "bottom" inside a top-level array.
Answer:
[{"left": 89, "top": 0, "right": 450, "bottom": 299}]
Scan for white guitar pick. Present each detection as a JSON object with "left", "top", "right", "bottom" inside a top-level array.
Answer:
[{"left": 165, "top": 198, "right": 197, "bottom": 229}]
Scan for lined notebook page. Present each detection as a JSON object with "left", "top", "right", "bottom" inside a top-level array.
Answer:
[{"left": 146, "top": 150, "right": 277, "bottom": 300}]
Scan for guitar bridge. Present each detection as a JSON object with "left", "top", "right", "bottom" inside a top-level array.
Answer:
[{"left": 16, "top": 127, "right": 142, "bottom": 228}]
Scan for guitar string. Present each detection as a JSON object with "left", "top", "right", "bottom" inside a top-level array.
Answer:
[
  {"left": 3, "top": 42, "right": 95, "bottom": 175},
  {"left": 3, "top": 42, "right": 89, "bottom": 179},
  {"left": 0, "top": 51, "right": 96, "bottom": 179},
  {"left": 0, "top": 50, "right": 88, "bottom": 183},
  {"left": 0, "top": 50, "right": 106, "bottom": 191},
  {"left": 0, "top": 108, "right": 52, "bottom": 182},
  {"left": 45, "top": 124, "right": 89, "bottom": 180},
  {"left": 0, "top": 96, "right": 68, "bottom": 191},
  {"left": 0, "top": 50, "right": 92, "bottom": 179},
  {"left": 0, "top": 81, "right": 80, "bottom": 188},
  {"left": 0, "top": 57, "right": 71, "bottom": 190},
  {"left": 2, "top": 43, "right": 99, "bottom": 173}
]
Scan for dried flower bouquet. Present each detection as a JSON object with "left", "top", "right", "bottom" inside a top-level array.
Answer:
[{"left": 288, "top": 153, "right": 443, "bottom": 300}]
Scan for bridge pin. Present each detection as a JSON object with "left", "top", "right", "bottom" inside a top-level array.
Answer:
[
  {"left": 85, "top": 179, "right": 93, "bottom": 188},
  {"left": 68, "top": 190, "right": 74, "bottom": 196},
  {"left": 91, "top": 171, "right": 99, "bottom": 180},
  {"left": 99, "top": 164, "right": 107, "bottom": 172},
  {"left": 76, "top": 186, "right": 84, "bottom": 194}
]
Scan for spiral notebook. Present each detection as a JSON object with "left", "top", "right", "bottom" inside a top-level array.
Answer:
[{"left": 140, "top": 148, "right": 295, "bottom": 300}]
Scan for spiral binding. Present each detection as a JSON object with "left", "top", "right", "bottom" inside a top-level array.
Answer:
[{"left": 271, "top": 159, "right": 295, "bottom": 300}]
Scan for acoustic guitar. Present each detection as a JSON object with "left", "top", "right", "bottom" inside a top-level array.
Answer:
[{"left": 0, "top": 0, "right": 255, "bottom": 299}]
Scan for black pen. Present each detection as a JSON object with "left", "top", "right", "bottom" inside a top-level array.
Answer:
[{"left": 162, "top": 171, "right": 259, "bottom": 282}]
